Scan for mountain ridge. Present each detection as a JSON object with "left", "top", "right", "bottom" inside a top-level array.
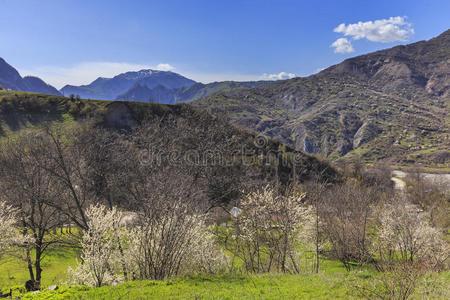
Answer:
[
  {"left": 194, "top": 29, "right": 450, "bottom": 167},
  {"left": 0, "top": 58, "right": 61, "bottom": 96},
  {"left": 60, "top": 69, "right": 196, "bottom": 100},
  {"left": 116, "top": 80, "right": 272, "bottom": 104}
]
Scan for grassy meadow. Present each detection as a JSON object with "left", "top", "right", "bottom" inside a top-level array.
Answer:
[{"left": 1, "top": 248, "right": 449, "bottom": 299}]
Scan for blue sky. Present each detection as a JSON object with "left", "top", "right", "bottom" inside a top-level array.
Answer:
[{"left": 1, "top": 0, "right": 449, "bottom": 88}]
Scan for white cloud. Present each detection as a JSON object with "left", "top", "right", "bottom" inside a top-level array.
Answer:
[
  {"left": 331, "top": 38, "right": 355, "bottom": 54},
  {"left": 19, "top": 61, "right": 176, "bottom": 89},
  {"left": 334, "top": 16, "right": 414, "bottom": 43},
  {"left": 155, "top": 63, "right": 175, "bottom": 71},
  {"left": 260, "top": 72, "right": 297, "bottom": 81}
]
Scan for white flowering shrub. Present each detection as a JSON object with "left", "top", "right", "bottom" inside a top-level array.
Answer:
[
  {"left": 125, "top": 202, "right": 229, "bottom": 280},
  {"left": 70, "top": 200, "right": 230, "bottom": 285},
  {"left": 378, "top": 200, "right": 449, "bottom": 270},
  {"left": 181, "top": 224, "right": 229, "bottom": 275},
  {"left": 68, "top": 204, "right": 125, "bottom": 287},
  {"left": 222, "top": 186, "right": 313, "bottom": 273},
  {"left": 0, "top": 201, "right": 21, "bottom": 258}
]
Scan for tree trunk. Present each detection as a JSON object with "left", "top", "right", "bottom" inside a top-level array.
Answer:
[
  {"left": 116, "top": 235, "right": 128, "bottom": 281},
  {"left": 315, "top": 208, "right": 320, "bottom": 273},
  {"left": 25, "top": 245, "right": 35, "bottom": 282},
  {"left": 35, "top": 245, "right": 42, "bottom": 288},
  {"left": 22, "top": 224, "right": 35, "bottom": 282}
]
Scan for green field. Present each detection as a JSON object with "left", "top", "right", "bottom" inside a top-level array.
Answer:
[
  {"left": 0, "top": 246, "right": 78, "bottom": 291},
  {"left": 1, "top": 248, "right": 448, "bottom": 299}
]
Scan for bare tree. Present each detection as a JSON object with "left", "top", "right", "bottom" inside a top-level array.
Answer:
[
  {"left": 304, "top": 174, "right": 329, "bottom": 273},
  {"left": 124, "top": 169, "right": 220, "bottom": 280},
  {"left": 320, "top": 182, "right": 377, "bottom": 270},
  {"left": 35, "top": 123, "right": 101, "bottom": 232},
  {"left": 0, "top": 132, "right": 62, "bottom": 289}
]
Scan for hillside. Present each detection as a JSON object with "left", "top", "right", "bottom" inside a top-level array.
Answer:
[
  {"left": 0, "top": 58, "right": 61, "bottom": 96},
  {"left": 0, "top": 89, "right": 338, "bottom": 185},
  {"left": 194, "top": 30, "right": 450, "bottom": 167},
  {"left": 117, "top": 80, "right": 271, "bottom": 104},
  {"left": 60, "top": 69, "right": 196, "bottom": 100}
]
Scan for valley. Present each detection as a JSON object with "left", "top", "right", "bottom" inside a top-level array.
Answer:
[{"left": 0, "top": 5, "right": 448, "bottom": 298}]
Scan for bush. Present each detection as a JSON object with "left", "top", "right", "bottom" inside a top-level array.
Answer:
[
  {"left": 377, "top": 198, "right": 448, "bottom": 271},
  {"left": 68, "top": 205, "right": 125, "bottom": 287},
  {"left": 218, "top": 186, "right": 313, "bottom": 273}
]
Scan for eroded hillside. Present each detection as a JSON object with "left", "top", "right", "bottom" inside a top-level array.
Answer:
[{"left": 194, "top": 30, "right": 450, "bottom": 167}]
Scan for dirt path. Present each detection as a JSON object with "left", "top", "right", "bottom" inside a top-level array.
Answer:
[{"left": 391, "top": 170, "right": 450, "bottom": 191}]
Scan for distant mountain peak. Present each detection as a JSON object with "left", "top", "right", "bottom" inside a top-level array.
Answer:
[
  {"left": 0, "top": 58, "right": 61, "bottom": 95},
  {"left": 60, "top": 69, "right": 196, "bottom": 100}
]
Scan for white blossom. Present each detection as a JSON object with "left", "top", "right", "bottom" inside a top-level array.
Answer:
[
  {"left": 0, "top": 201, "right": 31, "bottom": 259},
  {"left": 68, "top": 204, "right": 124, "bottom": 287},
  {"left": 378, "top": 200, "right": 448, "bottom": 269}
]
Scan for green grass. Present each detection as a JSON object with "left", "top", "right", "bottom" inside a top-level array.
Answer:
[
  {"left": 0, "top": 246, "right": 79, "bottom": 290},
  {"left": 2, "top": 249, "right": 448, "bottom": 299},
  {"left": 15, "top": 269, "right": 450, "bottom": 300},
  {"left": 20, "top": 271, "right": 366, "bottom": 299}
]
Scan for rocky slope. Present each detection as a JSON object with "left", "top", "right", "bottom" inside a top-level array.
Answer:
[{"left": 194, "top": 30, "right": 450, "bottom": 167}]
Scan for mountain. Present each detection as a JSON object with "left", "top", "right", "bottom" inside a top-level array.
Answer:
[
  {"left": 319, "top": 29, "right": 449, "bottom": 99},
  {"left": 22, "top": 76, "right": 62, "bottom": 95},
  {"left": 194, "top": 30, "right": 450, "bottom": 167},
  {"left": 116, "top": 81, "right": 272, "bottom": 104},
  {"left": 60, "top": 69, "right": 196, "bottom": 100},
  {"left": 0, "top": 58, "right": 61, "bottom": 96}
]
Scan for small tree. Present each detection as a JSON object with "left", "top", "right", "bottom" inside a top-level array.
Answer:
[
  {"left": 304, "top": 175, "right": 329, "bottom": 273},
  {"left": 377, "top": 198, "right": 448, "bottom": 270},
  {"left": 221, "top": 186, "right": 312, "bottom": 273},
  {"left": 69, "top": 204, "right": 124, "bottom": 287},
  {"left": 321, "top": 182, "right": 377, "bottom": 270},
  {"left": 0, "top": 132, "right": 61, "bottom": 289}
]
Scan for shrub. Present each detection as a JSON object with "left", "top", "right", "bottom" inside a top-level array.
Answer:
[
  {"left": 68, "top": 205, "right": 125, "bottom": 287},
  {"left": 377, "top": 198, "right": 448, "bottom": 271},
  {"left": 219, "top": 186, "right": 313, "bottom": 273},
  {"left": 125, "top": 204, "right": 228, "bottom": 280}
]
